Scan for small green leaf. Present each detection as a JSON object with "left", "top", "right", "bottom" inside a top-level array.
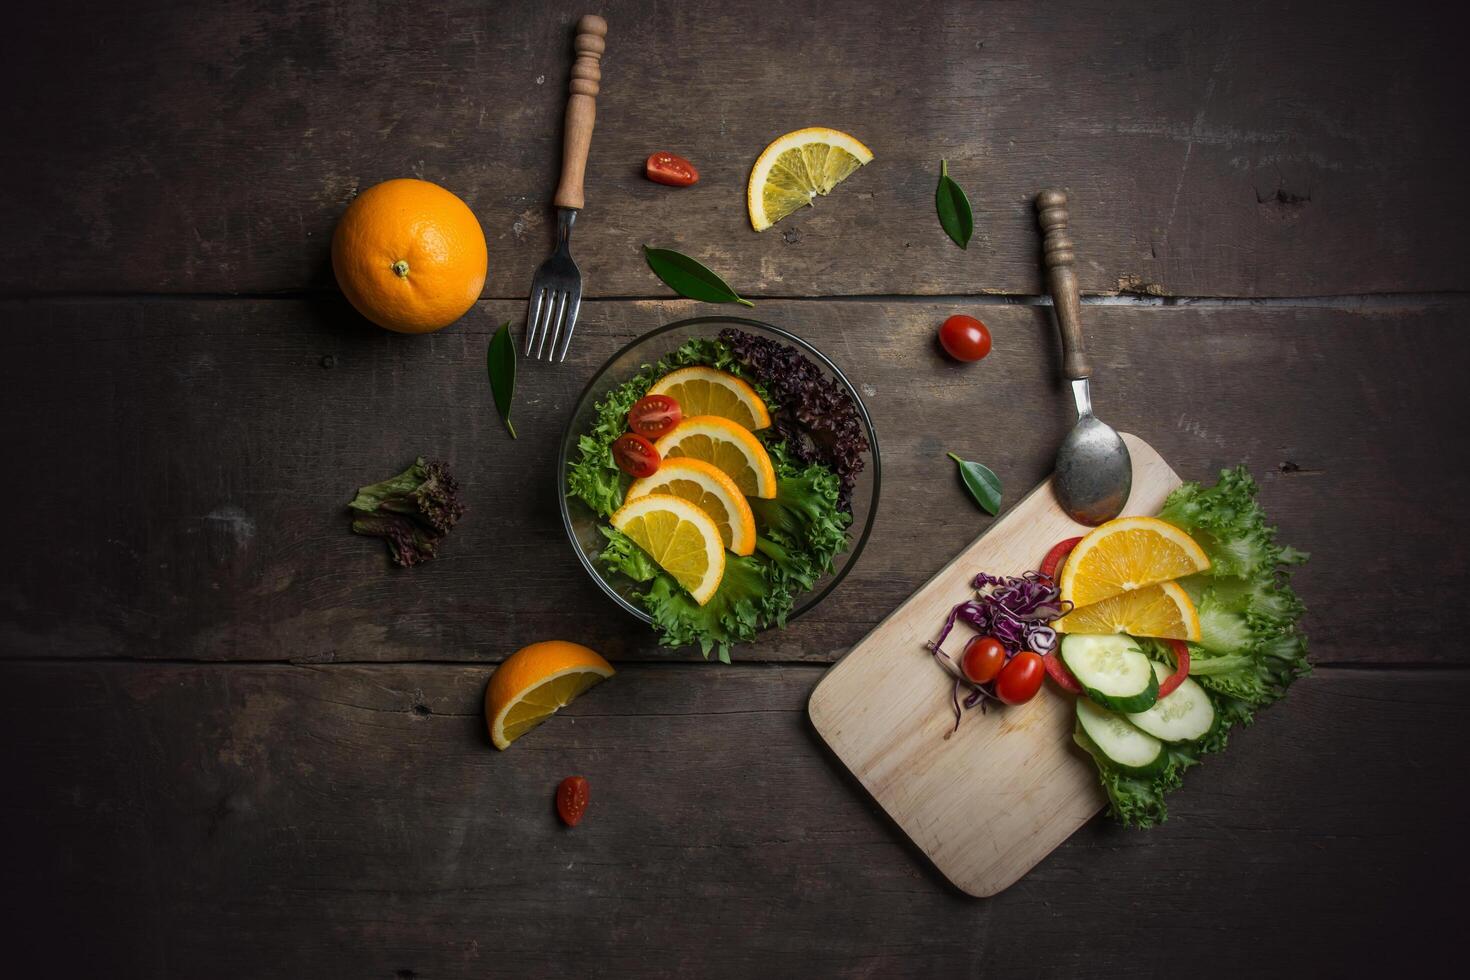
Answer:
[
  {"left": 643, "top": 246, "right": 755, "bottom": 307},
  {"left": 935, "top": 160, "right": 973, "bottom": 250},
  {"left": 948, "top": 452, "right": 1001, "bottom": 515},
  {"left": 487, "top": 321, "right": 517, "bottom": 439}
]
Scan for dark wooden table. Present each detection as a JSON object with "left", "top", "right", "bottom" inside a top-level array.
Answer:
[{"left": 3, "top": 1, "right": 1467, "bottom": 975}]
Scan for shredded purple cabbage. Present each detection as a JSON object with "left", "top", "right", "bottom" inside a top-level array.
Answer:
[{"left": 926, "top": 571, "right": 1071, "bottom": 731}]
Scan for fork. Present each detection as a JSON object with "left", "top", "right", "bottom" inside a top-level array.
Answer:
[{"left": 525, "top": 14, "right": 607, "bottom": 362}]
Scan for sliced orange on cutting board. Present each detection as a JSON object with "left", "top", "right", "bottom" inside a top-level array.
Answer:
[
  {"left": 655, "top": 416, "right": 778, "bottom": 499},
  {"left": 648, "top": 367, "right": 771, "bottom": 431},
  {"left": 1058, "top": 516, "right": 1211, "bottom": 609},
  {"left": 610, "top": 493, "right": 726, "bottom": 604},
  {"left": 626, "top": 458, "right": 757, "bottom": 556},
  {"left": 486, "top": 641, "right": 615, "bottom": 750},
  {"left": 1053, "top": 581, "right": 1201, "bottom": 641},
  {"left": 747, "top": 127, "right": 874, "bottom": 231}
]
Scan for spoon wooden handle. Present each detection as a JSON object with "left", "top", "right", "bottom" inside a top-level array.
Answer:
[
  {"left": 553, "top": 14, "right": 607, "bottom": 210},
  {"left": 1035, "top": 189, "right": 1092, "bottom": 380}
]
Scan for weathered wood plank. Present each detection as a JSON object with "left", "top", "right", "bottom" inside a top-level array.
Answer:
[
  {"left": 1, "top": 297, "right": 1463, "bottom": 664},
  {"left": 1, "top": 0, "right": 1461, "bottom": 297},
  {"left": 0, "top": 662, "right": 1461, "bottom": 977}
]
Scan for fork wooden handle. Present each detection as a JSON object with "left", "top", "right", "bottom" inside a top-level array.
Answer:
[
  {"left": 552, "top": 14, "right": 607, "bottom": 211},
  {"left": 1035, "top": 188, "right": 1092, "bottom": 380}
]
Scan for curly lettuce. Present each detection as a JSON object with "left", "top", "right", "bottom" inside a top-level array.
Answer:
[{"left": 1082, "top": 467, "right": 1310, "bottom": 827}]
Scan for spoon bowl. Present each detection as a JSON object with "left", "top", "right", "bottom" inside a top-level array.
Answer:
[{"left": 1055, "top": 414, "right": 1132, "bottom": 525}]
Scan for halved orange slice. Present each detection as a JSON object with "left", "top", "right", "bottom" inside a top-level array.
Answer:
[
  {"left": 610, "top": 493, "right": 726, "bottom": 604},
  {"left": 1053, "top": 581, "right": 1202, "bottom": 641},
  {"left": 1058, "top": 516, "right": 1211, "bottom": 609},
  {"left": 654, "top": 416, "right": 777, "bottom": 499},
  {"left": 626, "top": 457, "right": 757, "bottom": 556},
  {"left": 648, "top": 366, "right": 771, "bottom": 431}
]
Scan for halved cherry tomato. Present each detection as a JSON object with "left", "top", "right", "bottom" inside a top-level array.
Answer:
[
  {"left": 612, "top": 433, "right": 660, "bottom": 477},
  {"left": 961, "top": 636, "right": 1007, "bottom": 685},
  {"left": 556, "top": 776, "right": 589, "bottom": 827},
  {"left": 1157, "top": 639, "right": 1192, "bottom": 699},
  {"left": 628, "top": 394, "right": 682, "bottom": 439},
  {"left": 938, "top": 315, "right": 992, "bottom": 362},
  {"left": 645, "top": 152, "right": 699, "bottom": 187},
  {"left": 1043, "top": 651, "right": 1084, "bottom": 694},
  {"left": 1039, "top": 536, "right": 1083, "bottom": 579},
  {"left": 994, "top": 651, "right": 1045, "bottom": 705}
]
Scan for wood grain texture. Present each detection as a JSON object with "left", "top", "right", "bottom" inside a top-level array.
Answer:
[
  {"left": 0, "top": 0, "right": 1462, "bottom": 297},
  {"left": 1, "top": 297, "right": 1464, "bottom": 665},
  {"left": 0, "top": 661, "right": 1461, "bottom": 977},
  {"left": 810, "top": 434, "right": 1180, "bottom": 896}
]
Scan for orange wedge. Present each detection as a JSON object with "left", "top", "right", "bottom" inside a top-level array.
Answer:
[
  {"left": 485, "top": 641, "right": 615, "bottom": 750},
  {"left": 1058, "top": 516, "right": 1211, "bottom": 609},
  {"left": 1053, "top": 581, "right": 1202, "bottom": 641},
  {"left": 648, "top": 366, "right": 771, "bottom": 431},
  {"left": 626, "top": 457, "right": 757, "bottom": 556},
  {"left": 655, "top": 416, "right": 778, "bottom": 499}
]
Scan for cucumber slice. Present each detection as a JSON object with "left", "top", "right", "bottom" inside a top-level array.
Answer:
[
  {"left": 1075, "top": 697, "right": 1166, "bottom": 775},
  {"left": 1060, "top": 634, "right": 1159, "bottom": 713},
  {"left": 1126, "top": 661, "right": 1216, "bottom": 743}
]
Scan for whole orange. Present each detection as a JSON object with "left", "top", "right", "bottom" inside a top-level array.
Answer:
[{"left": 331, "top": 178, "right": 488, "bottom": 334}]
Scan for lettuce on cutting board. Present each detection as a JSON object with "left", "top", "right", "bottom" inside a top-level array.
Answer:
[{"left": 1079, "top": 467, "right": 1310, "bottom": 827}]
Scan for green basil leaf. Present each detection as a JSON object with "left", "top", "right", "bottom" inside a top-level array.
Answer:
[
  {"left": 487, "top": 321, "right": 517, "bottom": 439},
  {"left": 643, "top": 246, "right": 754, "bottom": 307},
  {"left": 935, "top": 160, "right": 973, "bottom": 250},
  {"left": 948, "top": 452, "right": 1001, "bottom": 515}
]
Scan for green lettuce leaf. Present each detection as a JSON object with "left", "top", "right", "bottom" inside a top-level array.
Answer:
[
  {"left": 1078, "top": 466, "right": 1310, "bottom": 826},
  {"left": 597, "top": 526, "right": 659, "bottom": 582}
]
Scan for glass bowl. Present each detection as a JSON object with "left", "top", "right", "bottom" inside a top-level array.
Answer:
[{"left": 557, "top": 315, "right": 881, "bottom": 632}]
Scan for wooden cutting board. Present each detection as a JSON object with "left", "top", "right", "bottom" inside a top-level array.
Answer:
[{"left": 809, "top": 433, "right": 1181, "bottom": 897}]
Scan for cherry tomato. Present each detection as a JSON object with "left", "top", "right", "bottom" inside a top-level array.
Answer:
[
  {"left": 1156, "top": 639, "right": 1192, "bottom": 699},
  {"left": 994, "top": 651, "right": 1045, "bottom": 705},
  {"left": 961, "top": 635, "right": 1006, "bottom": 685},
  {"left": 612, "top": 433, "right": 660, "bottom": 477},
  {"left": 628, "top": 394, "right": 683, "bottom": 439},
  {"left": 1043, "top": 651, "right": 1084, "bottom": 695},
  {"left": 1039, "top": 536, "right": 1082, "bottom": 579},
  {"left": 938, "top": 315, "right": 992, "bottom": 362},
  {"left": 645, "top": 152, "right": 699, "bottom": 187},
  {"left": 556, "top": 776, "right": 590, "bottom": 827}
]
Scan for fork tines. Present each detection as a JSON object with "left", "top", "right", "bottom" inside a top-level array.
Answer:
[{"left": 524, "top": 275, "right": 583, "bottom": 362}]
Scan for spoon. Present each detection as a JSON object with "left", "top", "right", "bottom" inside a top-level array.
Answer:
[{"left": 1035, "top": 189, "right": 1131, "bottom": 525}]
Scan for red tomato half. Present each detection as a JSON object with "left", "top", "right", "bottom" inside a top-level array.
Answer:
[
  {"left": 628, "top": 394, "right": 682, "bottom": 438},
  {"left": 612, "top": 433, "right": 660, "bottom": 477},
  {"left": 961, "top": 636, "right": 1007, "bottom": 685},
  {"left": 994, "top": 651, "right": 1045, "bottom": 705},
  {"left": 556, "top": 776, "right": 589, "bottom": 827},
  {"left": 938, "top": 315, "right": 992, "bottom": 362},
  {"left": 646, "top": 152, "right": 699, "bottom": 186}
]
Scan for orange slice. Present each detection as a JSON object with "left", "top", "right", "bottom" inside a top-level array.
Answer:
[
  {"left": 610, "top": 493, "right": 726, "bottom": 604},
  {"left": 1053, "top": 581, "right": 1202, "bottom": 641},
  {"left": 648, "top": 366, "right": 771, "bottom": 431},
  {"left": 1058, "top": 516, "right": 1211, "bottom": 609},
  {"left": 626, "top": 457, "right": 757, "bottom": 556},
  {"left": 654, "top": 416, "right": 778, "bottom": 499},
  {"left": 485, "top": 641, "right": 615, "bottom": 750}
]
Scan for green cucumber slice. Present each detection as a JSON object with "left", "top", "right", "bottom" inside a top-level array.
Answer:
[
  {"left": 1126, "top": 661, "right": 1216, "bottom": 744},
  {"left": 1060, "top": 634, "right": 1159, "bottom": 713},
  {"left": 1075, "top": 697, "right": 1166, "bottom": 775}
]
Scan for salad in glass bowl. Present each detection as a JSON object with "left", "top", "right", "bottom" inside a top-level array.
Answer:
[{"left": 559, "top": 317, "right": 879, "bottom": 661}]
